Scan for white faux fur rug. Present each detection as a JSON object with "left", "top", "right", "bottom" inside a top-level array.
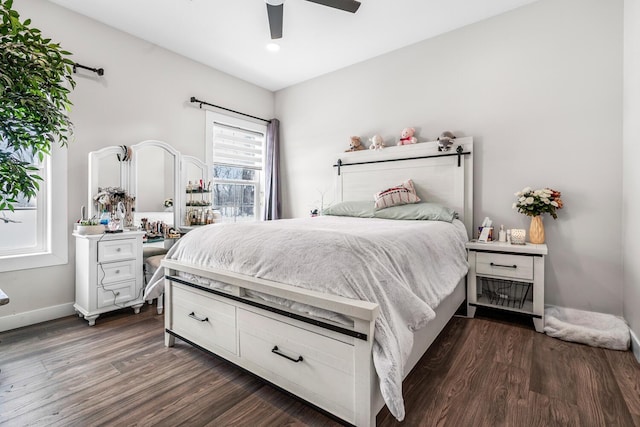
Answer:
[{"left": 544, "top": 305, "right": 630, "bottom": 350}]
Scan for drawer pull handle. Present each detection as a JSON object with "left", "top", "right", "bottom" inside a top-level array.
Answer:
[
  {"left": 188, "top": 312, "right": 209, "bottom": 322},
  {"left": 271, "top": 345, "right": 303, "bottom": 363},
  {"left": 116, "top": 248, "right": 121, "bottom": 252},
  {"left": 490, "top": 262, "right": 517, "bottom": 269},
  {"left": 115, "top": 269, "right": 120, "bottom": 274}
]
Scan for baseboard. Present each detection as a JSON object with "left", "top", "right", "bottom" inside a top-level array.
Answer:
[
  {"left": 0, "top": 303, "right": 75, "bottom": 332},
  {"left": 631, "top": 329, "right": 640, "bottom": 364}
]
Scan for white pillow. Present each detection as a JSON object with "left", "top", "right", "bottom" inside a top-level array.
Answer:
[{"left": 374, "top": 179, "right": 421, "bottom": 210}]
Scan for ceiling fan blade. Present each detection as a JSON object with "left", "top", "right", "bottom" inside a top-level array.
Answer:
[
  {"left": 266, "top": 3, "right": 283, "bottom": 39},
  {"left": 305, "top": 0, "right": 361, "bottom": 13}
]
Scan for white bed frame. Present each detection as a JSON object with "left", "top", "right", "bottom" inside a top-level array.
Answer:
[{"left": 162, "top": 138, "right": 473, "bottom": 426}]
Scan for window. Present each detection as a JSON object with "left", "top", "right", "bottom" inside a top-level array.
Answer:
[
  {"left": 0, "top": 143, "right": 68, "bottom": 272},
  {"left": 206, "top": 111, "right": 266, "bottom": 223}
]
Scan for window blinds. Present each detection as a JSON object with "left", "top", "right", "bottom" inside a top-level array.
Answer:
[{"left": 212, "top": 122, "right": 265, "bottom": 170}]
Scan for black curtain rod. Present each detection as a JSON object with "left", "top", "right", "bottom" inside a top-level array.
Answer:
[
  {"left": 73, "top": 62, "right": 104, "bottom": 76},
  {"left": 189, "top": 97, "right": 270, "bottom": 123}
]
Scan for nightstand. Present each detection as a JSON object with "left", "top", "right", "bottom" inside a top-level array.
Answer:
[
  {"left": 466, "top": 240, "right": 548, "bottom": 332},
  {"left": 74, "top": 231, "right": 146, "bottom": 325}
]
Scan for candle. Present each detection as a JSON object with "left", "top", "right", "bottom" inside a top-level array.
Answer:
[{"left": 511, "top": 229, "right": 526, "bottom": 245}]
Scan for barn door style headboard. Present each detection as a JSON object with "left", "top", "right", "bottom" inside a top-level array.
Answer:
[{"left": 334, "top": 137, "right": 474, "bottom": 238}]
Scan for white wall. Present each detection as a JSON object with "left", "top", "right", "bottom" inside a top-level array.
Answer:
[
  {"left": 275, "top": 0, "right": 624, "bottom": 314},
  {"left": 0, "top": 0, "right": 274, "bottom": 330},
  {"left": 0, "top": 0, "right": 629, "bottom": 330},
  {"left": 623, "top": 0, "right": 640, "bottom": 360}
]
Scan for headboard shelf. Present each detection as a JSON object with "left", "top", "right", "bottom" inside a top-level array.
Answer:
[
  {"left": 335, "top": 137, "right": 474, "bottom": 238},
  {"left": 334, "top": 145, "right": 470, "bottom": 175}
]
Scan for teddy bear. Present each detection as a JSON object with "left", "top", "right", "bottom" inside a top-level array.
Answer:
[
  {"left": 397, "top": 127, "right": 418, "bottom": 146},
  {"left": 437, "top": 131, "right": 456, "bottom": 151},
  {"left": 369, "top": 134, "right": 385, "bottom": 150},
  {"left": 345, "top": 136, "right": 365, "bottom": 152}
]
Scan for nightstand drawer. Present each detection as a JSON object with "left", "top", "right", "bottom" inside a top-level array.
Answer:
[
  {"left": 97, "top": 280, "right": 137, "bottom": 308},
  {"left": 476, "top": 252, "right": 533, "bottom": 281},
  {"left": 99, "top": 259, "right": 137, "bottom": 285},
  {"left": 98, "top": 239, "right": 137, "bottom": 262}
]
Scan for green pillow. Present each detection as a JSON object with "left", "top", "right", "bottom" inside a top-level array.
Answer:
[
  {"left": 373, "top": 202, "right": 458, "bottom": 222},
  {"left": 323, "top": 201, "right": 458, "bottom": 222},
  {"left": 322, "top": 201, "right": 375, "bottom": 218}
]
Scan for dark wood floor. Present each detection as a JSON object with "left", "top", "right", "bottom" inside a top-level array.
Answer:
[{"left": 1, "top": 304, "right": 639, "bottom": 427}]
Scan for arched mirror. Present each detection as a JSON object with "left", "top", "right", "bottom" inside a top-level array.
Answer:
[
  {"left": 130, "top": 140, "right": 180, "bottom": 230},
  {"left": 88, "top": 146, "right": 130, "bottom": 222}
]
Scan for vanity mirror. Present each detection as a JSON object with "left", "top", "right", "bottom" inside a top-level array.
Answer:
[
  {"left": 130, "top": 140, "right": 180, "bottom": 230},
  {"left": 88, "top": 145, "right": 130, "bottom": 222},
  {"left": 88, "top": 140, "right": 183, "bottom": 231}
]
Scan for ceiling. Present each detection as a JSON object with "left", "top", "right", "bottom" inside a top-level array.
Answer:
[{"left": 48, "top": 0, "right": 538, "bottom": 92}]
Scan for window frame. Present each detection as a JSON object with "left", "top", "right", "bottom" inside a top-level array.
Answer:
[
  {"left": 0, "top": 143, "right": 68, "bottom": 272},
  {"left": 205, "top": 111, "right": 267, "bottom": 222}
]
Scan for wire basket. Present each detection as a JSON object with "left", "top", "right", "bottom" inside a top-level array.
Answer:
[{"left": 479, "top": 276, "right": 532, "bottom": 309}]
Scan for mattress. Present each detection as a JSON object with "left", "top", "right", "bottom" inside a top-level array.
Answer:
[{"left": 145, "top": 216, "right": 469, "bottom": 420}]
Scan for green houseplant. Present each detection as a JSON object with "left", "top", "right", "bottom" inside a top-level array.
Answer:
[{"left": 0, "top": 0, "right": 75, "bottom": 211}]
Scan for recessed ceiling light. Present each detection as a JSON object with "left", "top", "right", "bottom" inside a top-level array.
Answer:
[{"left": 266, "top": 43, "right": 280, "bottom": 52}]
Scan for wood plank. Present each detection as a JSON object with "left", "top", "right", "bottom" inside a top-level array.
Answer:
[
  {"left": 208, "top": 384, "right": 342, "bottom": 427},
  {"left": 530, "top": 330, "right": 578, "bottom": 404},
  {"left": 606, "top": 349, "right": 640, "bottom": 426},
  {"left": 572, "top": 344, "right": 637, "bottom": 426}
]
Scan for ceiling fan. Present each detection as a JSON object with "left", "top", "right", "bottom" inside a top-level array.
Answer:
[{"left": 265, "top": 0, "right": 361, "bottom": 39}]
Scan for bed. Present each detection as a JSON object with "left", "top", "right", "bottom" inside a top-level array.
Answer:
[{"left": 145, "top": 138, "right": 474, "bottom": 426}]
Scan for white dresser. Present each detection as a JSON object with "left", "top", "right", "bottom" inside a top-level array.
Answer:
[{"left": 74, "top": 231, "right": 146, "bottom": 326}]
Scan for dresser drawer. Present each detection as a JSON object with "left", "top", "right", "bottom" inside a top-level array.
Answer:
[
  {"left": 476, "top": 252, "right": 533, "bottom": 281},
  {"left": 97, "top": 280, "right": 137, "bottom": 308},
  {"left": 238, "top": 309, "right": 354, "bottom": 420},
  {"left": 98, "top": 238, "right": 137, "bottom": 263},
  {"left": 171, "top": 284, "right": 237, "bottom": 355},
  {"left": 99, "top": 259, "right": 137, "bottom": 285}
]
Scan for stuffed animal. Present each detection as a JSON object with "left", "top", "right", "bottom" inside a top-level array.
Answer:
[
  {"left": 369, "top": 134, "right": 385, "bottom": 150},
  {"left": 345, "top": 136, "right": 365, "bottom": 152},
  {"left": 397, "top": 127, "right": 418, "bottom": 146},
  {"left": 437, "top": 131, "right": 456, "bottom": 151}
]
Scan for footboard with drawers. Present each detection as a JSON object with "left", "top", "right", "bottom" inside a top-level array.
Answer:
[{"left": 162, "top": 260, "right": 380, "bottom": 426}]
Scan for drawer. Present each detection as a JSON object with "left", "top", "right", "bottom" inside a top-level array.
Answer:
[
  {"left": 238, "top": 309, "right": 354, "bottom": 420},
  {"left": 97, "top": 280, "right": 137, "bottom": 308},
  {"left": 171, "top": 285, "right": 237, "bottom": 355},
  {"left": 476, "top": 252, "right": 533, "bottom": 281},
  {"left": 98, "top": 239, "right": 137, "bottom": 262},
  {"left": 99, "top": 259, "right": 137, "bottom": 285}
]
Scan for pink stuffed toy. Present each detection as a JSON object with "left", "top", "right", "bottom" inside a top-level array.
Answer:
[{"left": 397, "top": 127, "right": 417, "bottom": 146}]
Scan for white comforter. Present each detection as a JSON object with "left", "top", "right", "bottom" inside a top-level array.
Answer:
[{"left": 145, "top": 216, "right": 469, "bottom": 421}]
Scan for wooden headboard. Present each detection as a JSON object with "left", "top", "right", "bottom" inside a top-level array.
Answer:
[{"left": 335, "top": 137, "right": 474, "bottom": 238}]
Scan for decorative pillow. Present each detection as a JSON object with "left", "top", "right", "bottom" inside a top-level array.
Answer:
[
  {"left": 373, "top": 202, "right": 458, "bottom": 222},
  {"left": 374, "top": 179, "right": 420, "bottom": 210},
  {"left": 322, "top": 201, "right": 375, "bottom": 218}
]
